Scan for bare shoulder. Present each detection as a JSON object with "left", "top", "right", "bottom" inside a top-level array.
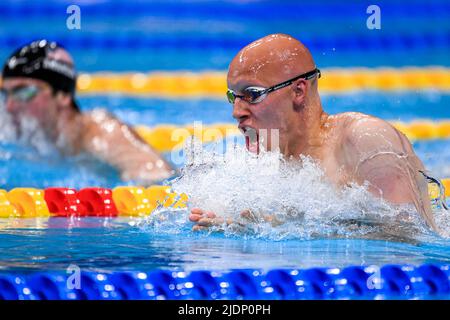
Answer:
[
  {"left": 83, "top": 108, "right": 120, "bottom": 126},
  {"left": 342, "top": 112, "right": 409, "bottom": 151},
  {"left": 80, "top": 109, "right": 136, "bottom": 153},
  {"left": 336, "top": 112, "right": 413, "bottom": 167},
  {"left": 81, "top": 109, "right": 125, "bottom": 138}
]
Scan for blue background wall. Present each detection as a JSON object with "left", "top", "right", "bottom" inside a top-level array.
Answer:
[{"left": 0, "top": 0, "right": 448, "bottom": 71}]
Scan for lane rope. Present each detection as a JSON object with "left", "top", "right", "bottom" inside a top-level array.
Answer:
[
  {"left": 69, "top": 68, "right": 450, "bottom": 96},
  {"left": 0, "top": 177, "right": 449, "bottom": 218}
]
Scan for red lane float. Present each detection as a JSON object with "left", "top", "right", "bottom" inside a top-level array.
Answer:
[
  {"left": 44, "top": 188, "right": 84, "bottom": 217},
  {"left": 44, "top": 187, "right": 118, "bottom": 217},
  {"left": 77, "top": 188, "right": 118, "bottom": 217}
]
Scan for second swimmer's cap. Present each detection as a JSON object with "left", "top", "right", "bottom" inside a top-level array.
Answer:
[{"left": 2, "top": 39, "right": 79, "bottom": 111}]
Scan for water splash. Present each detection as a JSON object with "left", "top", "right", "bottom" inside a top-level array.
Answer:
[
  {"left": 140, "top": 139, "right": 447, "bottom": 242},
  {"left": 0, "top": 100, "right": 17, "bottom": 142},
  {"left": 0, "top": 103, "right": 123, "bottom": 189},
  {"left": 435, "top": 207, "right": 450, "bottom": 238},
  {"left": 0, "top": 102, "right": 57, "bottom": 157}
]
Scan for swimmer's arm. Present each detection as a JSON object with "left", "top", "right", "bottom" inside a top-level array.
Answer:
[
  {"left": 82, "top": 110, "right": 174, "bottom": 185},
  {"left": 342, "top": 118, "right": 436, "bottom": 230}
]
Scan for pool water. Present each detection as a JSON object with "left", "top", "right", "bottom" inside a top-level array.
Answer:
[
  {"left": 0, "top": 218, "right": 449, "bottom": 273},
  {"left": 2, "top": 92, "right": 450, "bottom": 187},
  {"left": 1, "top": 90, "right": 450, "bottom": 273}
]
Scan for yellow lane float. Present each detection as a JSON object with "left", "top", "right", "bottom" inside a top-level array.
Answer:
[
  {"left": 7, "top": 188, "right": 50, "bottom": 218},
  {"left": 0, "top": 189, "right": 18, "bottom": 218},
  {"left": 72, "top": 68, "right": 450, "bottom": 96},
  {"left": 146, "top": 185, "right": 188, "bottom": 210},
  {"left": 112, "top": 186, "right": 153, "bottom": 217}
]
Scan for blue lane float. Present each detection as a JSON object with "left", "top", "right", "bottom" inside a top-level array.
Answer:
[
  {"left": 0, "top": 1, "right": 449, "bottom": 20},
  {"left": 0, "top": 264, "right": 449, "bottom": 300}
]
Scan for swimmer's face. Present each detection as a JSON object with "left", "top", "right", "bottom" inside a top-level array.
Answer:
[
  {"left": 227, "top": 34, "right": 318, "bottom": 155},
  {"left": 227, "top": 68, "right": 298, "bottom": 154},
  {"left": 1, "top": 77, "right": 62, "bottom": 134}
]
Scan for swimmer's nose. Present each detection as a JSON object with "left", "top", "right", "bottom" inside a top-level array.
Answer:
[
  {"left": 5, "top": 97, "right": 23, "bottom": 115},
  {"left": 232, "top": 99, "right": 250, "bottom": 121},
  {"left": 5, "top": 97, "right": 18, "bottom": 113}
]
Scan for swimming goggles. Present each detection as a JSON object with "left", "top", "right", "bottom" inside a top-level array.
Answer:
[
  {"left": 226, "top": 68, "right": 321, "bottom": 105},
  {"left": 0, "top": 85, "right": 40, "bottom": 103}
]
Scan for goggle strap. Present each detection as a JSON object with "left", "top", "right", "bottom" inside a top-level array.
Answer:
[{"left": 267, "top": 68, "right": 320, "bottom": 94}]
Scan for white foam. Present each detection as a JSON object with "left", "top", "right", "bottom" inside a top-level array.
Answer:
[
  {"left": 140, "top": 139, "right": 447, "bottom": 242},
  {"left": 0, "top": 101, "right": 58, "bottom": 156},
  {"left": 0, "top": 100, "right": 17, "bottom": 142}
]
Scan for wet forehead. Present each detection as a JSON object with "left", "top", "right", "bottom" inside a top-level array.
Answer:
[
  {"left": 227, "top": 34, "right": 313, "bottom": 90},
  {"left": 227, "top": 55, "right": 292, "bottom": 91}
]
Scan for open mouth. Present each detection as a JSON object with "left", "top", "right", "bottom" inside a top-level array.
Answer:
[{"left": 241, "top": 126, "right": 259, "bottom": 154}]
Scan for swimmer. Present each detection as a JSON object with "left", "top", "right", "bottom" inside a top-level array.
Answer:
[
  {"left": 0, "top": 40, "right": 173, "bottom": 184},
  {"left": 189, "top": 33, "right": 437, "bottom": 232}
]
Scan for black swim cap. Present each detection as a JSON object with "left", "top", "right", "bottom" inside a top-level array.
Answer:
[{"left": 2, "top": 39, "right": 79, "bottom": 111}]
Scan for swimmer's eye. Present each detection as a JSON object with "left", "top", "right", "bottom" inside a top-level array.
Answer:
[
  {"left": 242, "top": 87, "right": 268, "bottom": 104},
  {"left": 226, "top": 87, "right": 268, "bottom": 104},
  {"left": 13, "top": 85, "right": 40, "bottom": 102},
  {"left": 1, "top": 85, "right": 40, "bottom": 103},
  {"left": 226, "top": 89, "right": 238, "bottom": 104}
]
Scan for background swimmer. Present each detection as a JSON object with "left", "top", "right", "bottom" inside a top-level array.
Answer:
[
  {"left": 0, "top": 40, "right": 173, "bottom": 185},
  {"left": 190, "top": 33, "right": 436, "bottom": 232}
]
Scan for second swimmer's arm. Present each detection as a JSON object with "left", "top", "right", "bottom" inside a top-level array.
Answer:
[{"left": 82, "top": 110, "right": 174, "bottom": 185}]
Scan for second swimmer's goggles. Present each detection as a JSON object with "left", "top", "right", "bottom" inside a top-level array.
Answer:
[
  {"left": 226, "top": 68, "right": 321, "bottom": 105},
  {"left": 0, "top": 85, "right": 40, "bottom": 103}
]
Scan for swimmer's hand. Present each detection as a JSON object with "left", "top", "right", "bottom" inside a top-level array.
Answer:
[
  {"left": 189, "top": 208, "right": 282, "bottom": 232},
  {"left": 189, "top": 208, "right": 231, "bottom": 231}
]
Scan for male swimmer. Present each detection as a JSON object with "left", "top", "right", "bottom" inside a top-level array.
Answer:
[
  {"left": 189, "top": 33, "right": 437, "bottom": 232},
  {"left": 0, "top": 40, "right": 173, "bottom": 184}
]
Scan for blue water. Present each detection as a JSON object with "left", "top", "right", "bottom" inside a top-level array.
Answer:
[
  {"left": 2, "top": 92, "right": 450, "bottom": 189},
  {"left": 0, "top": 218, "right": 449, "bottom": 273},
  {"left": 0, "top": 0, "right": 450, "bottom": 274},
  {"left": 1, "top": 90, "right": 450, "bottom": 272}
]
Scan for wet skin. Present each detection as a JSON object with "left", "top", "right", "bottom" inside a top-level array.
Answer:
[
  {"left": 190, "top": 34, "right": 436, "bottom": 232},
  {"left": 1, "top": 48, "right": 173, "bottom": 185}
]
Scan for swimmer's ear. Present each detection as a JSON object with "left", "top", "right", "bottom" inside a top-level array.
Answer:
[{"left": 292, "top": 79, "right": 307, "bottom": 108}]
